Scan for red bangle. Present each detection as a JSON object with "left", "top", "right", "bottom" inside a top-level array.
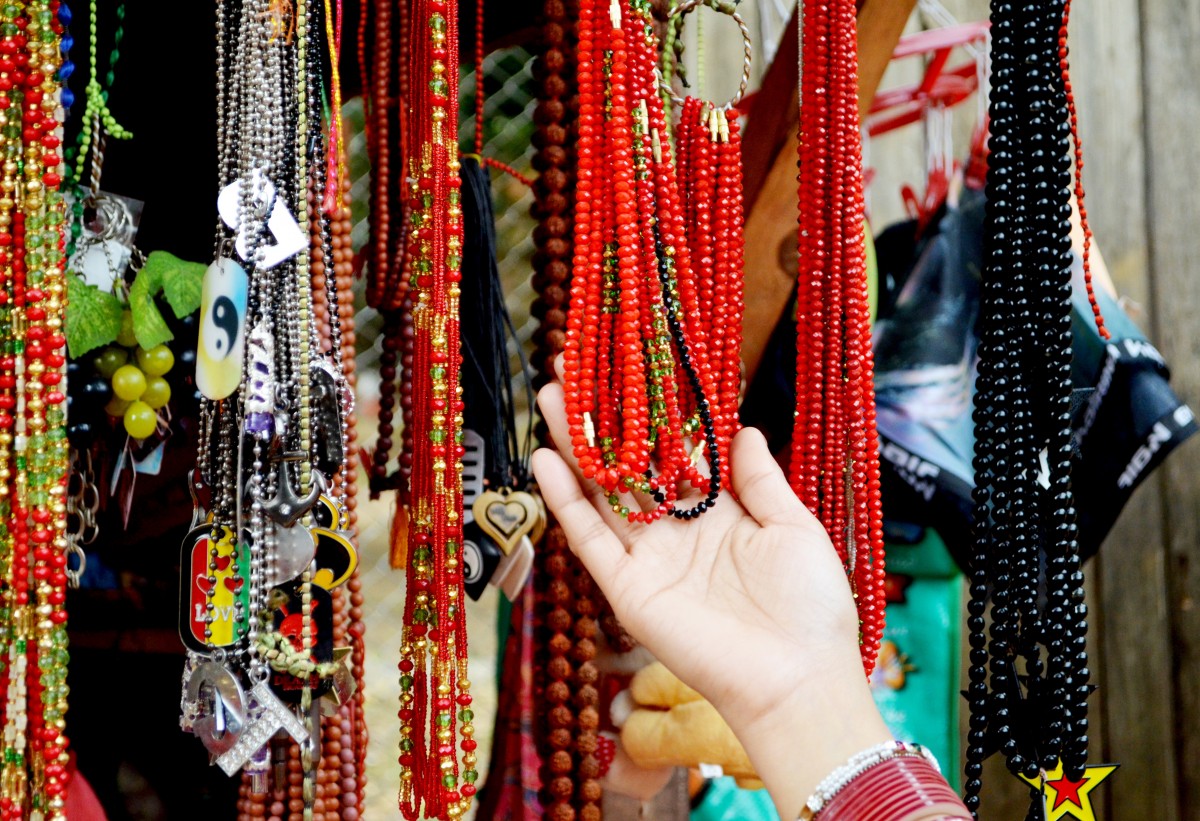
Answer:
[{"left": 816, "top": 756, "right": 971, "bottom": 821}]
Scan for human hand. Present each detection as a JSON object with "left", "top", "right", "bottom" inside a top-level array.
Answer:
[{"left": 533, "top": 367, "right": 892, "bottom": 818}]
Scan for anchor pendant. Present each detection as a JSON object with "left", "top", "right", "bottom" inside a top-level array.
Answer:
[{"left": 262, "top": 453, "right": 324, "bottom": 528}]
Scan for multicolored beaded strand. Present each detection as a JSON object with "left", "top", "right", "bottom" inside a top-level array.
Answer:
[{"left": 394, "top": 1, "right": 477, "bottom": 818}]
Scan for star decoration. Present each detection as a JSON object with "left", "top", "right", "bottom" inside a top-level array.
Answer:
[
  {"left": 1018, "top": 760, "right": 1118, "bottom": 821},
  {"left": 320, "top": 647, "right": 357, "bottom": 716}
]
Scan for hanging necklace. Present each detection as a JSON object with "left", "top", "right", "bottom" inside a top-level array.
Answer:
[
  {"left": 183, "top": 4, "right": 359, "bottom": 821},
  {"left": 675, "top": 97, "right": 746, "bottom": 493},
  {"left": 789, "top": 0, "right": 887, "bottom": 676},
  {"left": 394, "top": 1, "right": 477, "bottom": 818},
  {"left": 521, "top": 1, "right": 603, "bottom": 817},
  {"left": 0, "top": 3, "right": 72, "bottom": 818},
  {"left": 562, "top": 0, "right": 750, "bottom": 524},
  {"left": 963, "top": 0, "right": 1094, "bottom": 813}
]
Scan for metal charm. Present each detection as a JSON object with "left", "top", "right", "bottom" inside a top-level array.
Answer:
[
  {"left": 178, "top": 525, "right": 250, "bottom": 653},
  {"left": 216, "top": 680, "right": 308, "bottom": 776},
  {"left": 186, "top": 662, "right": 247, "bottom": 758},
  {"left": 262, "top": 457, "right": 323, "bottom": 528},
  {"left": 269, "top": 523, "right": 318, "bottom": 587},
  {"left": 319, "top": 648, "right": 357, "bottom": 716},
  {"left": 310, "top": 360, "right": 345, "bottom": 477}
]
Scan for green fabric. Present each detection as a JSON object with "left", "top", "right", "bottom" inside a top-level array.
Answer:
[{"left": 869, "top": 529, "right": 962, "bottom": 790}]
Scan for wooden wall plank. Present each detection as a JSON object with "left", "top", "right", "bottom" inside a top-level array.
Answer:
[
  {"left": 1060, "top": 0, "right": 1180, "bottom": 816},
  {"left": 1139, "top": 0, "right": 1200, "bottom": 809},
  {"left": 1066, "top": 0, "right": 1181, "bottom": 813}
]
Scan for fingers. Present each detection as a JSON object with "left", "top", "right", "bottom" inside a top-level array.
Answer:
[
  {"left": 537, "top": 382, "right": 648, "bottom": 535},
  {"left": 729, "top": 427, "right": 816, "bottom": 529},
  {"left": 532, "top": 448, "right": 629, "bottom": 591}
]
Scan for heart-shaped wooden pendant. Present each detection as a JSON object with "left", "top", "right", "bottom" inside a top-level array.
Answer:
[
  {"left": 530, "top": 492, "right": 548, "bottom": 545},
  {"left": 473, "top": 489, "right": 540, "bottom": 556}
]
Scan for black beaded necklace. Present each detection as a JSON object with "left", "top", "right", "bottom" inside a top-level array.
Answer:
[{"left": 964, "top": 0, "right": 1090, "bottom": 813}]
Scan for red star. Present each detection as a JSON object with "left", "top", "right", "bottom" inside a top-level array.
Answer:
[{"left": 1046, "top": 772, "right": 1089, "bottom": 810}]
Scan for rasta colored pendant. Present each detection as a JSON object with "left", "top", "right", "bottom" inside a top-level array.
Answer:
[
  {"left": 394, "top": 1, "right": 477, "bottom": 819},
  {"left": 964, "top": 0, "right": 1098, "bottom": 813},
  {"left": 789, "top": 0, "right": 887, "bottom": 675},
  {"left": 0, "top": 3, "right": 73, "bottom": 818},
  {"left": 562, "top": 0, "right": 748, "bottom": 524}
]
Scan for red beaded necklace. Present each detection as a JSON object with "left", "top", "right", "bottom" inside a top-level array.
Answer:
[
  {"left": 676, "top": 99, "right": 746, "bottom": 492},
  {"left": 789, "top": 0, "right": 887, "bottom": 675},
  {"left": 563, "top": 0, "right": 745, "bottom": 523},
  {"left": 395, "top": 1, "right": 477, "bottom": 818}
]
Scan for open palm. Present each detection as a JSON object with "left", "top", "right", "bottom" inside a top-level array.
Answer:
[{"left": 533, "top": 379, "right": 866, "bottom": 731}]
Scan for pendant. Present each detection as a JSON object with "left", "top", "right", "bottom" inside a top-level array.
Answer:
[
  {"left": 262, "top": 457, "right": 323, "bottom": 528},
  {"left": 178, "top": 525, "right": 251, "bottom": 653},
  {"left": 310, "top": 360, "right": 346, "bottom": 477},
  {"left": 461, "top": 429, "right": 486, "bottom": 510},
  {"left": 267, "top": 581, "right": 335, "bottom": 703},
  {"left": 319, "top": 647, "right": 357, "bottom": 716},
  {"left": 461, "top": 518, "right": 503, "bottom": 601},
  {"left": 217, "top": 172, "right": 307, "bottom": 270},
  {"left": 185, "top": 661, "right": 247, "bottom": 758},
  {"left": 216, "top": 680, "right": 309, "bottom": 776},
  {"left": 311, "top": 526, "right": 357, "bottom": 590},
  {"left": 197, "top": 257, "right": 249, "bottom": 401},
  {"left": 267, "top": 523, "right": 317, "bottom": 587},
  {"left": 244, "top": 320, "right": 283, "bottom": 440},
  {"left": 1015, "top": 760, "right": 1119, "bottom": 821},
  {"left": 491, "top": 535, "right": 535, "bottom": 601},
  {"left": 473, "top": 488, "right": 541, "bottom": 556},
  {"left": 313, "top": 495, "right": 345, "bottom": 531}
]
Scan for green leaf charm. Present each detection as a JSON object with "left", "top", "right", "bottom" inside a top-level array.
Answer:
[
  {"left": 146, "top": 251, "right": 206, "bottom": 319},
  {"left": 127, "top": 260, "right": 172, "bottom": 350},
  {"left": 65, "top": 274, "right": 124, "bottom": 358}
]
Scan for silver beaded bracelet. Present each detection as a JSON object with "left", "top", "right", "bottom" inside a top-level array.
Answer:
[{"left": 797, "top": 740, "right": 941, "bottom": 820}]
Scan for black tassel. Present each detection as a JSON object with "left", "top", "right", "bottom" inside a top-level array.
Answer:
[{"left": 459, "top": 156, "right": 533, "bottom": 489}]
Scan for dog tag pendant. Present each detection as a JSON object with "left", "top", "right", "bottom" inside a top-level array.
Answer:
[
  {"left": 197, "top": 258, "right": 249, "bottom": 400},
  {"left": 178, "top": 526, "right": 251, "bottom": 653}
]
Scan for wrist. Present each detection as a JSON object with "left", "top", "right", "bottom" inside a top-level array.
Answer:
[{"left": 718, "top": 646, "right": 893, "bottom": 821}]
